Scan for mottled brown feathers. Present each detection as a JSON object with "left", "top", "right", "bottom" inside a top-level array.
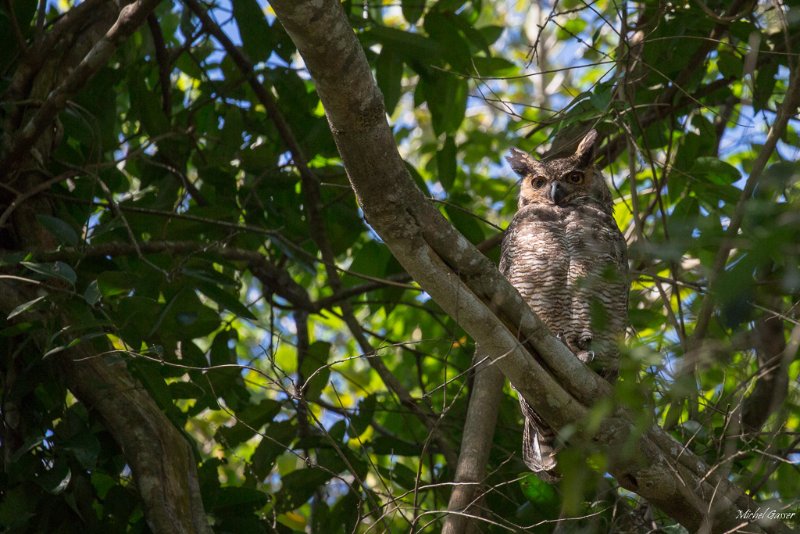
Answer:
[{"left": 501, "top": 129, "right": 629, "bottom": 480}]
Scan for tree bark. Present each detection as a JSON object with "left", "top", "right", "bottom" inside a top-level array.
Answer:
[
  {"left": 442, "top": 352, "right": 503, "bottom": 534},
  {"left": 0, "top": 1, "right": 210, "bottom": 531},
  {"left": 268, "top": 1, "right": 792, "bottom": 532}
]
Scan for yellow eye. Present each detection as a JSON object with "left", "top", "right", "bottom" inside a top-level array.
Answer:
[
  {"left": 567, "top": 171, "right": 584, "bottom": 184},
  {"left": 531, "top": 177, "right": 547, "bottom": 189}
]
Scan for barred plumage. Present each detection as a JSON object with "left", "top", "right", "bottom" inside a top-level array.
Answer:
[{"left": 501, "top": 130, "right": 628, "bottom": 480}]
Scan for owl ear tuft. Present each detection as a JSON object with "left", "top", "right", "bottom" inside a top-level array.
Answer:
[
  {"left": 574, "top": 129, "right": 598, "bottom": 167},
  {"left": 506, "top": 148, "right": 537, "bottom": 177}
]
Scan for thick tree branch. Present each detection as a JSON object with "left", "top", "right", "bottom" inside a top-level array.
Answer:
[
  {"left": 184, "top": 0, "right": 460, "bottom": 464},
  {"left": 0, "top": 281, "right": 210, "bottom": 534},
  {"left": 0, "top": 1, "right": 211, "bottom": 530},
  {"left": 442, "top": 354, "right": 503, "bottom": 534},
  {"left": 1, "top": 0, "right": 164, "bottom": 174},
  {"left": 743, "top": 313, "right": 797, "bottom": 431},
  {"left": 267, "top": 1, "right": 791, "bottom": 532},
  {"left": 34, "top": 240, "right": 313, "bottom": 310}
]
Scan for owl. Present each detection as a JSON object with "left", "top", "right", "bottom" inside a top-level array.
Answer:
[{"left": 500, "top": 129, "right": 628, "bottom": 479}]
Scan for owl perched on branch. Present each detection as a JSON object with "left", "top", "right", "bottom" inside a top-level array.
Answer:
[{"left": 500, "top": 130, "right": 629, "bottom": 480}]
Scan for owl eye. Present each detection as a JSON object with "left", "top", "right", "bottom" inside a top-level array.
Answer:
[
  {"left": 567, "top": 171, "right": 584, "bottom": 184},
  {"left": 531, "top": 177, "right": 547, "bottom": 189}
]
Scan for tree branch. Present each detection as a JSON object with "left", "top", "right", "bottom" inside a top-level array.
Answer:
[
  {"left": 1, "top": 2, "right": 211, "bottom": 530},
  {"left": 442, "top": 353, "right": 504, "bottom": 534},
  {"left": 1, "top": 0, "right": 164, "bottom": 175},
  {"left": 34, "top": 240, "right": 313, "bottom": 310},
  {"left": 691, "top": 63, "right": 800, "bottom": 344},
  {"left": 0, "top": 281, "right": 211, "bottom": 534},
  {"left": 267, "top": 1, "right": 792, "bottom": 531},
  {"left": 184, "top": 0, "right": 460, "bottom": 465}
]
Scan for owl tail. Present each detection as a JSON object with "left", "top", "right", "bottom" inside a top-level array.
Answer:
[{"left": 519, "top": 397, "right": 561, "bottom": 483}]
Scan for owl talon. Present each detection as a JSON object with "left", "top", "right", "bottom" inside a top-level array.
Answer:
[{"left": 578, "top": 350, "right": 595, "bottom": 363}]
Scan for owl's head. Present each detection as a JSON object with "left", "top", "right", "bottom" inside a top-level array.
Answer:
[{"left": 506, "top": 130, "right": 612, "bottom": 210}]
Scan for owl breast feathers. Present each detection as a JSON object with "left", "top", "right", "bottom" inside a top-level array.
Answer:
[{"left": 500, "top": 129, "right": 629, "bottom": 478}]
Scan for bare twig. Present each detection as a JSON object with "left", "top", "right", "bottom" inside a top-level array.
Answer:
[{"left": 691, "top": 63, "right": 800, "bottom": 344}]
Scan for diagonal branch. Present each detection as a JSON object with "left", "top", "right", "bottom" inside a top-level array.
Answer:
[
  {"left": 267, "top": 1, "right": 792, "bottom": 532},
  {"left": 0, "top": 1, "right": 212, "bottom": 530},
  {"left": 185, "top": 0, "right": 459, "bottom": 465},
  {"left": 1, "top": 0, "right": 165, "bottom": 175}
]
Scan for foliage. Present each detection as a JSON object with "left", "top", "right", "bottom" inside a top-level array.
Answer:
[{"left": 1, "top": 0, "right": 799, "bottom": 532}]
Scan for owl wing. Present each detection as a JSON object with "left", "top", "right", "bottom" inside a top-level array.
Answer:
[
  {"left": 566, "top": 207, "right": 629, "bottom": 379},
  {"left": 501, "top": 206, "right": 569, "bottom": 480}
]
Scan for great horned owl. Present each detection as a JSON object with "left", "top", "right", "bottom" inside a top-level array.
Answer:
[{"left": 500, "top": 129, "right": 628, "bottom": 479}]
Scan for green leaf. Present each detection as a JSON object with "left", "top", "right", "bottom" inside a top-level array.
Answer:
[
  {"left": 762, "top": 161, "right": 800, "bottom": 190},
  {"left": 251, "top": 420, "right": 296, "bottom": 479},
  {"left": 7, "top": 295, "right": 45, "bottom": 320},
  {"left": 116, "top": 296, "right": 161, "bottom": 346},
  {"left": 157, "top": 288, "right": 221, "bottom": 340},
  {"left": 377, "top": 462, "right": 418, "bottom": 490},
  {"left": 343, "top": 241, "right": 391, "bottom": 288},
  {"left": 520, "top": 471, "right": 559, "bottom": 505},
  {"left": 366, "top": 26, "right": 442, "bottom": 64},
  {"left": 450, "top": 13, "right": 490, "bottom": 55},
  {"left": 350, "top": 394, "right": 376, "bottom": 437},
  {"left": 477, "top": 25, "right": 504, "bottom": 45},
  {"left": 376, "top": 46, "right": 403, "bottom": 114},
  {"left": 208, "top": 330, "right": 249, "bottom": 409},
  {"left": 519, "top": 472, "right": 559, "bottom": 521},
  {"left": 432, "top": 0, "right": 468, "bottom": 12},
  {"left": 470, "top": 57, "right": 516, "bottom": 77},
  {"left": 218, "top": 398, "right": 281, "bottom": 446},
  {"left": 436, "top": 135, "right": 457, "bottom": 191},
  {"left": 63, "top": 431, "right": 101, "bottom": 469},
  {"left": 401, "top": 0, "right": 425, "bottom": 25},
  {"left": 129, "top": 359, "right": 174, "bottom": 410},
  {"left": 300, "top": 341, "right": 331, "bottom": 401},
  {"left": 424, "top": 12, "right": 471, "bottom": 70},
  {"left": 232, "top": 0, "right": 272, "bottom": 63},
  {"left": 277, "top": 468, "right": 335, "bottom": 512},
  {"left": 590, "top": 84, "right": 612, "bottom": 111},
  {"left": 182, "top": 266, "right": 239, "bottom": 287},
  {"left": 328, "top": 491, "right": 359, "bottom": 534},
  {"left": 83, "top": 280, "right": 101, "bottom": 306},
  {"left": 36, "top": 215, "right": 78, "bottom": 246},
  {"left": 690, "top": 157, "right": 741, "bottom": 184},
  {"left": 717, "top": 50, "right": 741, "bottom": 79},
  {"left": 213, "top": 486, "right": 269, "bottom": 513},
  {"left": 35, "top": 459, "right": 72, "bottom": 495},
  {"left": 422, "top": 74, "right": 468, "bottom": 136},
  {"left": 444, "top": 194, "right": 484, "bottom": 243},
  {"left": 97, "top": 271, "right": 135, "bottom": 298},
  {"left": 369, "top": 436, "right": 420, "bottom": 455},
  {"left": 129, "top": 74, "right": 169, "bottom": 137},
  {"left": 21, "top": 261, "right": 76, "bottom": 286},
  {"left": 195, "top": 282, "right": 257, "bottom": 320},
  {"left": 754, "top": 61, "right": 777, "bottom": 112}
]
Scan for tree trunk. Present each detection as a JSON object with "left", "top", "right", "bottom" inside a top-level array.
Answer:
[
  {"left": 0, "top": 1, "right": 210, "bottom": 531},
  {"left": 267, "top": 1, "right": 791, "bottom": 532}
]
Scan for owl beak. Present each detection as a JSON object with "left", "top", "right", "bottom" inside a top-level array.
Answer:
[{"left": 548, "top": 182, "right": 567, "bottom": 205}]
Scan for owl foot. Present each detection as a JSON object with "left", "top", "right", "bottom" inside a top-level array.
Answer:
[{"left": 577, "top": 350, "right": 595, "bottom": 363}]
